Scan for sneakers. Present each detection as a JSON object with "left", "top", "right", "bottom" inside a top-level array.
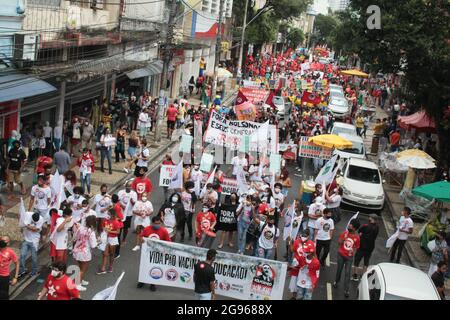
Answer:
[
  {"left": 81, "top": 280, "right": 89, "bottom": 286},
  {"left": 115, "top": 254, "right": 120, "bottom": 259},
  {"left": 96, "top": 269, "right": 107, "bottom": 275},
  {"left": 132, "top": 245, "right": 140, "bottom": 251},
  {"left": 123, "top": 168, "right": 129, "bottom": 173},
  {"left": 332, "top": 282, "right": 338, "bottom": 289},
  {"left": 18, "top": 271, "right": 27, "bottom": 279},
  {"left": 351, "top": 274, "right": 359, "bottom": 282},
  {"left": 107, "top": 267, "right": 113, "bottom": 273},
  {"left": 76, "top": 284, "right": 87, "bottom": 291}
]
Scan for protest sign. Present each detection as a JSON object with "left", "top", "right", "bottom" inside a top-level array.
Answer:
[
  {"left": 138, "top": 239, "right": 288, "bottom": 300},
  {"left": 242, "top": 80, "right": 261, "bottom": 89},
  {"left": 269, "top": 154, "right": 282, "bottom": 174},
  {"left": 204, "top": 111, "right": 278, "bottom": 154},
  {"left": 235, "top": 101, "right": 257, "bottom": 121},
  {"left": 298, "top": 136, "right": 332, "bottom": 159},
  {"left": 220, "top": 178, "right": 239, "bottom": 196},
  {"left": 200, "top": 153, "right": 214, "bottom": 172},
  {"left": 159, "top": 165, "right": 175, "bottom": 187},
  {"left": 179, "top": 135, "right": 193, "bottom": 153},
  {"left": 239, "top": 87, "right": 269, "bottom": 104}
]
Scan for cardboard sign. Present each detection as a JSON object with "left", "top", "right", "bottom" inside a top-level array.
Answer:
[
  {"left": 179, "top": 134, "right": 193, "bottom": 153},
  {"left": 200, "top": 153, "right": 214, "bottom": 172},
  {"left": 159, "top": 165, "right": 176, "bottom": 187},
  {"left": 298, "top": 136, "right": 332, "bottom": 159}
]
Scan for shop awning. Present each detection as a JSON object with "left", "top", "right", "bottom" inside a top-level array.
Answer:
[
  {"left": 126, "top": 60, "right": 174, "bottom": 79},
  {"left": 398, "top": 110, "right": 436, "bottom": 131},
  {"left": 0, "top": 73, "right": 57, "bottom": 103}
]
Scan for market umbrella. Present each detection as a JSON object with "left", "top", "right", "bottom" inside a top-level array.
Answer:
[
  {"left": 308, "top": 134, "right": 353, "bottom": 149},
  {"left": 397, "top": 156, "right": 436, "bottom": 169},
  {"left": 412, "top": 181, "right": 450, "bottom": 203},
  {"left": 397, "top": 149, "right": 435, "bottom": 162},
  {"left": 340, "top": 69, "right": 369, "bottom": 78}
]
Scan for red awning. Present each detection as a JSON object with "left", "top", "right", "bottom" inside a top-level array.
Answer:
[{"left": 398, "top": 110, "right": 436, "bottom": 131}]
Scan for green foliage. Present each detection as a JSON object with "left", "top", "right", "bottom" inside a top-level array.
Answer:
[
  {"left": 313, "top": 14, "right": 338, "bottom": 45},
  {"left": 287, "top": 28, "right": 305, "bottom": 48},
  {"left": 245, "top": 12, "right": 279, "bottom": 45}
]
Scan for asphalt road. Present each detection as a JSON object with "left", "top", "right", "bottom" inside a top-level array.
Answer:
[{"left": 14, "top": 157, "right": 395, "bottom": 301}]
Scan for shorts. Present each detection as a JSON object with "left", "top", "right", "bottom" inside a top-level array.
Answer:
[
  {"left": 123, "top": 216, "right": 133, "bottom": 229},
  {"left": 7, "top": 170, "right": 22, "bottom": 184},
  {"left": 167, "top": 120, "right": 175, "bottom": 129},
  {"left": 107, "top": 237, "right": 119, "bottom": 246},
  {"left": 354, "top": 249, "right": 373, "bottom": 267}
]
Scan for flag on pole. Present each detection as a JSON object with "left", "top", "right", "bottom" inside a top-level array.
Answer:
[
  {"left": 386, "top": 230, "right": 399, "bottom": 249},
  {"left": 283, "top": 201, "right": 296, "bottom": 241},
  {"left": 315, "top": 154, "right": 339, "bottom": 185},
  {"left": 346, "top": 211, "right": 359, "bottom": 230},
  {"left": 19, "top": 197, "right": 27, "bottom": 228},
  {"left": 92, "top": 271, "right": 125, "bottom": 300},
  {"left": 200, "top": 166, "right": 217, "bottom": 198},
  {"left": 194, "top": 172, "right": 202, "bottom": 197},
  {"left": 168, "top": 161, "right": 184, "bottom": 189},
  {"left": 236, "top": 166, "right": 249, "bottom": 195}
]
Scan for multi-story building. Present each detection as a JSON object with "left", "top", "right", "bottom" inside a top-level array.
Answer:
[{"left": 329, "top": 0, "right": 350, "bottom": 12}]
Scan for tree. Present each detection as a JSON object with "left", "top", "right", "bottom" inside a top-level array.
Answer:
[
  {"left": 312, "top": 14, "right": 338, "bottom": 45},
  {"left": 330, "top": 0, "right": 450, "bottom": 166},
  {"left": 287, "top": 28, "right": 305, "bottom": 48}
]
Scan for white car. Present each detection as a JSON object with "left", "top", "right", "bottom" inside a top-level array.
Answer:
[
  {"left": 272, "top": 96, "right": 286, "bottom": 119},
  {"left": 331, "top": 122, "right": 357, "bottom": 136},
  {"left": 328, "top": 96, "right": 350, "bottom": 118},
  {"left": 340, "top": 158, "right": 385, "bottom": 211},
  {"left": 333, "top": 133, "right": 366, "bottom": 160},
  {"left": 358, "top": 263, "right": 441, "bottom": 300},
  {"left": 329, "top": 84, "right": 344, "bottom": 96}
]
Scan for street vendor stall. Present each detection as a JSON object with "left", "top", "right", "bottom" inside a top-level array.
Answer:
[{"left": 398, "top": 110, "right": 436, "bottom": 132}]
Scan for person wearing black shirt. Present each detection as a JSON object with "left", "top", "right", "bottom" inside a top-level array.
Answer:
[
  {"left": 431, "top": 261, "right": 447, "bottom": 300},
  {"left": 7, "top": 140, "right": 27, "bottom": 195},
  {"left": 352, "top": 214, "right": 379, "bottom": 281},
  {"left": 129, "top": 97, "right": 141, "bottom": 131},
  {"left": 194, "top": 249, "right": 217, "bottom": 300}
]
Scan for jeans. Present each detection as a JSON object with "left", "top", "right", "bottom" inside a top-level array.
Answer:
[
  {"left": 237, "top": 219, "right": 250, "bottom": 253},
  {"left": 80, "top": 173, "right": 92, "bottom": 194},
  {"left": 100, "top": 147, "right": 112, "bottom": 171},
  {"left": 308, "top": 226, "right": 316, "bottom": 241},
  {"left": 316, "top": 239, "right": 331, "bottom": 265},
  {"left": 195, "top": 292, "right": 212, "bottom": 300},
  {"left": 54, "top": 138, "right": 61, "bottom": 151},
  {"left": 390, "top": 239, "right": 406, "bottom": 263},
  {"left": 296, "top": 286, "right": 313, "bottom": 300},
  {"left": 256, "top": 245, "right": 273, "bottom": 259},
  {"left": 335, "top": 253, "right": 353, "bottom": 292},
  {"left": 19, "top": 241, "right": 38, "bottom": 275}
]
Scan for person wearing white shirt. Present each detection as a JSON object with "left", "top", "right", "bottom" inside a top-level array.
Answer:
[
  {"left": 272, "top": 183, "right": 285, "bottom": 225},
  {"left": 19, "top": 212, "right": 44, "bottom": 277},
  {"left": 390, "top": 207, "right": 414, "bottom": 263},
  {"left": 67, "top": 187, "right": 86, "bottom": 223},
  {"left": 254, "top": 216, "right": 279, "bottom": 259},
  {"left": 100, "top": 127, "right": 115, "bottom": 174},
  {"left": 248, "top": 161, "right": 263, "bottom": 182},
  {"left": 93, "top": 184, "right": 113, "bottom": 232},
  {"left": 132, "top": 192, "right": 154, "bottom": 251},
  {"left": 28, "top": 175, "right": 52, "bottom": 224},
  {"left": 79, "top": 200, "right": 96, "bottom": 227},
  {"left": 231, "top": 153, "right": 248, "bottom": 176},
  {"left": 308, "top": 197, "right": 326, "bottom": 241},
  {"left": 43, "top": 121, "right": 53, "bottom": 153},
  {"left": 135, "top": 139, "right": 150, "bottom": 174},
  {"left": 314, "top": 209, "right": 335, "bottom": 266},
  {"left": 53, "top": 121, "right": 63, "bottom": 151},
  {"left": 50, "top": 209, "right": 74, "bottom": 263},
  {"left": 325, "top": 187, "right": 343, "bottom": 224},
  {"left": 118, "top": 182, "right": 138, "bottom": 244},
  {"left": 138, "top": 110, "right": 149, "bottom": 138}
]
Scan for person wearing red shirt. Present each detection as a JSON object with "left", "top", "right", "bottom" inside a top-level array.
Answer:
[
  {"left": 293, "top": 245, "right": 320, "bottom": 300},
  {"left": 97, "top": 209, "right": 123, "bottom": 274},
  {"left": 48, "top": 208, "right": 60, "bottom": 262},
  {"left": 137, "top": 216, "right": 171, "bottom": 291},
  {"left": 195, "top": 207, "right": 217, "bottom": 248},
  {"left": 38, "top": 261, "right": 80, "bottom": 300},
  {"left": 131, "top": 170, "right": 153, "bottom": 200},
  {"left": 333, "top": 219, "right": 361, "bottom": 298},
  {"left": 36, "top": 155, "right": 53, "bottom": 175},
  {"left": 0, "top": 236, "right": 19, "bottom": 300},
  {"left": 390, "top": 129, "right": 401, "bottom": 152},
  {"left": 166, "top": 102, "right": 178, "bottom": 139},
  {"left": 288, "top": 229, "right": 315, "bottom": 299},
  {"left": 111, "top": 194, "right": 124, "bottom": 259}
]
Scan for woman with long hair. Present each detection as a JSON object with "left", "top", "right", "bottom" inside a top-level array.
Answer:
[
  {"left": 100, "top": 127, "right": 114, "bottom": 174},
  {"left": 97, "top": 208, "right": 123, "bottom": 274},
  {"left": 72, "top": 215, "right": 97, "bottom": 291},
  {"left": 115, "top": 125, "right": 127, "bottom": 163},
  {"left": 63, "top": 170, "right": 77, "bottom": 198},
  {"left": 216, "top": 193, "right": 238, "bottom": 249}
]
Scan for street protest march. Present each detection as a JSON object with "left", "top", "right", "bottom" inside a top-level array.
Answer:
[{"left": 138, "top": 239, "right": 287, "bottom": 300}]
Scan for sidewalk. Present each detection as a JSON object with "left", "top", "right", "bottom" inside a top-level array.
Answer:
[{"left": 362, "top": 105, "right": 450, "bottom": 294}]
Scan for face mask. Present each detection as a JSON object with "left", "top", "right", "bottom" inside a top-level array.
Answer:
[
  {"left": 125, "top": 187, "right": 131, "bottom": 193},
  {"left": 74, "top": 194, "right": 80, "bottom": 199},
  {"left": 142, "top": 197, "right": 148, "bottom": 202},
  {"left": 0, "top": 240, "right": 7, "bottom": 248},
  {"left": 194, "top": 166, "right": 199, "bottom": 170},
  {"left": 172, "top": 196, "right": 179, "bottom": 203},
  {"left": 153, "top": 225, "right": 161, "bottom": 230},
  {"left": 347, "top": 227, "right": 353, "bottom": 232},
  {"left": 51, "top": 270, "right": 61, "bottom": 277},
  {"left": 305, "top": 257, "right": 313, "bottom": 264},
  {"left": 324, "top": 215, "right": 330, "bottom": 220},
  {"left": 274, "top": 188, "right": 281, "bottom": 193},
  {"left": 301, "top": 236, "right": 308, "bottom": 242},
  {"left": 188, "top": 188, "right": 194, "bottom": 193},
  {"left": 101, "top": 192, "right": 107, "bottom": 195},
  {"left": 268, "top": 222, "right": 273, "bottom": 227},
  {"left": 203, "top": 208, "right": 209, "bottom": 212}
]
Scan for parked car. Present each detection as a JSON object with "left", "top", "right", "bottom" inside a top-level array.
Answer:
[
  {"left": 358, "top": 263, "right": 441, "bottom": 300},
  {"left": 331, "top": 122, "right": 357, "bottom": 136},
  {"left": 329, "top": 84, "right": 344, "bottom": 96},
  {"left": 339, "top": 158, "right": 385, "bottom": 211},
  {"left": 328, "top": 96, "right": 350, "bottom": 118},
  {"left": 333, "top": 133, "right": 366, "bottom": 160}
]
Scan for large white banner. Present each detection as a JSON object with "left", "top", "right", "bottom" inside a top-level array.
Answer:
[
  {"left": 138, "top": 239, "right": 287, "bottom": 300},
  {"left": 204, "top": 111, "right": 278, "bottom": 154}
]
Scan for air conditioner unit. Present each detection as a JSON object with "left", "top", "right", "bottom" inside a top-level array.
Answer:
[{"left": 13, "top": 34, "right": 40, "bottom": 61}]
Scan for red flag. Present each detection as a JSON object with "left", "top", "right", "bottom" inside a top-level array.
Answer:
[
  {"left": 236, "top": 89, "right": 248, "bottom": 105},
  {"left": 265, "top": 91, "right": 275, "bottom": 109},
  {"left": 301, "top": 91, "right": 322, "bottom": 105}
]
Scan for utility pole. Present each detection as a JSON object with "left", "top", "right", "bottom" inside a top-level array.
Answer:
[
  {"left": 236, "top": 0, "right": 249, "bottom": 82},
  {"left": 155, "top": 0, "right": 178, "bottom": 142},
  {"left": 211, "top": 0, "right": 225, "bottom": 101}
]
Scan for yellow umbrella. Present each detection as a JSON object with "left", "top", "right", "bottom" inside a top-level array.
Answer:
[
  {"left": 309, "top": 134, "right": 353, "bottom": 149},
  {"left": 396, "top": 149, "right": 435, "bottom": 161},
  {"left": 340, "top": 69, "right": 369, "bottom": 78}
]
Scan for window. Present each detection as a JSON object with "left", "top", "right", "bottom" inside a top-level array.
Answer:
[
  {"left": 347, "top": 165, "right": 381, "bottom": 184},
  {"left": 338, "top": 141, "right": 364, "bottom": 155},
  {"left": 28, "top": 0, "right": 61, "bottom": 7}
]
